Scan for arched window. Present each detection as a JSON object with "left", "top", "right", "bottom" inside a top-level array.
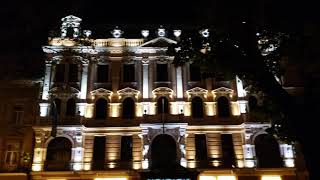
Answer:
[
  {"left": 122, "top": 98, "right": 135, "bottom": 119},
  {"left": 192, "top": 97, "right": 204, "bottom": 118},
  {"left": 95, "top": 98, "right": 107, "bottom": 119},
  {"left": 255, "top": 134, "right": 282, "bottom": 168},
  {"left": 248, "top": 96, "right": 258, "bottom": 111},
  {"left": 217, "top": 96, "right": 230, "bottom": 117},
  {"left": 151, "top": 134, "right": 177, "bottom": 169},
  {"left": 45, "top": 137, "right": 72, "bottom": 171},
  {"left": 157, "top": 97, "right": 169, "bottom": 114},
  {"left": 51, "top": 98, "right": 61, "bottom": 116},
  {"left": 66, "top": 98, "right": 76, "bottom": 116}
]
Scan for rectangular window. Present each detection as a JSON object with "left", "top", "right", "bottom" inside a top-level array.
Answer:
[
  {"left": 120, "top": 136, "right": 133, "bottom": 161},
  {"left": 156, "top": 63, "right": 168, "bottom": 81},
  {"left": 221, "top": 134, "right": 236, "bottom": 168},
  {"left": 68, "top": 64, "right": 78, "bottom": 82},
  {"left": 97, "top": 65, "right": 109, "bottom": 82},
  {"left": 123, "top": 64, "right": 135, "bottom": 82},
  {"left": 92, "top": 136, "right": 106, "bottom": 170},
  {"left": 195, "top": 134, "right": 208, "bottom": 160},
  {"left": 5, "top": 144, "right": 19, "bottom": 165},
  {"left": 13, "top": 105, "right": 24, "bottom": 125},
  {"left": 190, "top": 64, "right": 201, "bottom": 81},
  {"left": 55, "top": 64, "right": 65, "bottom": 82}
]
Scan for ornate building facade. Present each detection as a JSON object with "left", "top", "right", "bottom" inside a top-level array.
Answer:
[{"left": 30, "top": 15, "right": 307, "bottom": 180}]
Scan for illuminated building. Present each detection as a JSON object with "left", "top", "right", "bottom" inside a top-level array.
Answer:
[{"left": 30, "top": 15, "right": 307, "bottom": 180}]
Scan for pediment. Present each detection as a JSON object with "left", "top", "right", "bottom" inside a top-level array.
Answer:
[
  {"left": 49, "top": 86, "right": 80, "bottom": 94},
  {"left": 212, "top": 87, "right": 234, "bottom": 94},
  {"left": 152, "top": 87, "right": 174, "bottom": 95},
  {"left": 90, "top": 88, "right": 113, "bottom": 96},
  {"left": 61, "top": 15, "right": 82, "bottom": 23},
  {"left": 186, "top": 87, "right": 208, "bottom": 95},
  {"left": 138, "top": 37, "right": 177, "bottom": 47},
  {"left": 117, "top": 87, "right": 140, "bottom": 95}
]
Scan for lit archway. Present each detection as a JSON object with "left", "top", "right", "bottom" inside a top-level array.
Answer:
[
  {"left": 255, "top": 134, "right": 282, "bottom": 168},
  {"left": 151, "top": 134, "right": 177, "bottom": 169},
  {"left": 45, "top": 137, "right": 72, "bottom": 171}
]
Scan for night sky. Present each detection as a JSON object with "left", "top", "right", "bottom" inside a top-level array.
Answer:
[{"left": 0, "top": 0, "right": 317, "bottom": 79}]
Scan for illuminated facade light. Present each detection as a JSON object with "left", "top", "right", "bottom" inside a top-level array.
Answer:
[
  {"left": 173, "top": 29, "right": 182, "bottom": 37},
  {"left": 261, "top": 176, "right": 282, "bottom": 180},
  {"left": 217, "top": 176, "right": 236, "bottom": 180},
  {"left": 200, "top": 176, "right": 217, "bottom": 180},
  {"left": 142, "top": 160, "right": 149, "bottom": 169},
  {"left": 141, "top": 30, "right": 149, "bottom": 38},
  {"left": 32, "top": 164, "right": 42, "bottom": 171},
  {"left": 73, "top": 163, "right": 82, "bottom": 171}
]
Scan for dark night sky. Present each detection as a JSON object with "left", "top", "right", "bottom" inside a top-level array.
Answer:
[{"left": 0, "top": 0, "right": 317, "bottom": 79}]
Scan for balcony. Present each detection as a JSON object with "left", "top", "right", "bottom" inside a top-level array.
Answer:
[{"left": 44, "top": 160, "right": 70, "bottom": 171}]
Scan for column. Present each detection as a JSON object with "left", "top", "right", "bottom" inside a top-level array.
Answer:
[
  {"left": 80, "top": 64, "right": 88, "bottom": 99},
  {"left": 142, "top": 60, "right": 149, "bottom": 99},
  {"left": 72, "top": 129, "right": 84, "bottom": 171},
  {"left": 280, "top": 144, "right": 295, "bottom": 167},
  {"left": 32, "top": 131, "right": 46, "bottom": 171},
  {"left": 243, "top": 144, "right": 256, "bottom": 168},
  {"left": 42, "top": 64, "right": 52, "bottom": 100},
  {"left": 176, "top": 67, "right": 183, "bottom": 99}
]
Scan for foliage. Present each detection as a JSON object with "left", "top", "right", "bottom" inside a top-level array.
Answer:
[{"left": 167, "top": 28, "right": 295, "bottom": 142}]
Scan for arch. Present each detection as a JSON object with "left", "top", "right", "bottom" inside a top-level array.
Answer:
[
  {"left": 254, "top": 134, "right": 282, "bottom": 168},
  {"left": 151, "top": 134, "right": 177, "bottom": 169},
  {"left": 217, "top": 96, "right": 230, "bottom": 117},
  {"left": 248, "top": 95, "right": 258, "bottom": 111},
  {"left": 45, "top": 137, "right": 72, "bottom": 171},
  {"left": 66, "top": 98, "right": 76, "bottom": 116},
  {"left": 157, "top": 96, "right": 169, "bottom": 114},
  {"left": 122, "top": 97, "right": 135, "bottom": 119},
  {"left": 95, "top": 98, "right": 107, "bottom": 119},
  {"left": 50, "top": 98, "right": 61, "bottom": 116},
  {"left": 192, "top": 96, "right": 204, "bottom": 118}
]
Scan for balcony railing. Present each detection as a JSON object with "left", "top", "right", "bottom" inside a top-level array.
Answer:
[{"left": 44, "top": 160, "right": 70, "bottom": 171}]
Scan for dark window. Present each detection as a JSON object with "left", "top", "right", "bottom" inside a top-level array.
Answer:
[
  {"left": 192, "top": 97, "right": 204, "bottom": 118},
  {"left": 51, "top": 98, "right": 61, "bottom": 116},
  {"left": 66, "top": 98, "right": 76, "bottom": 116},
  {"left": 97, "top": 65, "right": 109, "bottom": 83},
  {"left": 122, "top": 98, "right": 135, "bottom": 119},
  {"left": 190, "top": 64, "right": 201, "bottom": 81},
  {"left": 217, "top": 96, "right": 230, "bottom": 117},
  {"left": 68, "top": 64, "right": 78, "bottom": 82},
  {"left": 45, "top": 137, "right": 72, "bottom": 171},
  {"left": 156, "top": 64, "right": 168, "bottom": 81},
  {"left": 157, "top": 97, "right": 169, "bottom": 114},
  {"left": 95, "top": 98, "right": 107, "bottom": 119},
  {"left": 92, "top": 136, "right": 106, "bottom": 170},
  {"left": 221, "top": 134, "right": 236, "bottom": 168},
  {"left": 13, "top": 105, "right": 24, "bottom": 124},
  {"left": 120, "top": 136, "right": 133, "bottom": 161},
  {"left": 55, "top": 64, "right": 65, "bottom": 82},
  {"left": 248, "top": 96, "right": 258, "bottom": 111},
  {"left": 195, "top": 134, "right": 207, "bottom": 160},
  {"left": 123, "top": 64, "right": 135, "bottom": 82},
  {"left": 255, "top": 134, "right": 282, "bottom": 168}
]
